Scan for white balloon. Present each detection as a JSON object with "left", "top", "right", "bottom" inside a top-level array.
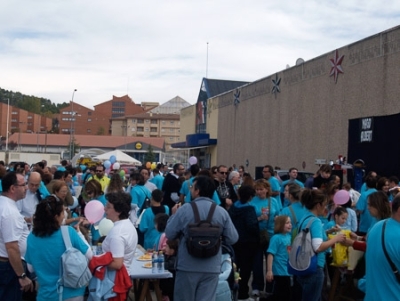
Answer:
[
  {"left": 98, "top": 218, "right": 114, "bottom": 236},
  {"left": 189, "top": 156, "right": 198, "bottom": 165},
  {"left": 112, "top": 162, "right": 121, "bottom": 170}
]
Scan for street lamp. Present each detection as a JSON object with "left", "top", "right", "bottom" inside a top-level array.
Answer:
[
  {"left": 69, "top": 89, "right": 77, "bottom": 160},
  {"left": 18, "top": 121, "right": 25, "bottom": 152},
  {"left": 36, "top": 104, "right": 45, "bottom": 152},
  {"left": 5, "top": 98, "right": 9, "bottom": 151}
]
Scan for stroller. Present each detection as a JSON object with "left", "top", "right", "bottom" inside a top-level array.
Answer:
[{"left": 216, "top": 243, "right": 239, "bottom": 301}]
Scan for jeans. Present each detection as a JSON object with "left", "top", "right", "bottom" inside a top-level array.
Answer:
[
  {"left": 0, "top": 260, "right": 23, "bottom": 301},
  {"left": 296, "top": 267, "right": 324, "bottom": 301}
]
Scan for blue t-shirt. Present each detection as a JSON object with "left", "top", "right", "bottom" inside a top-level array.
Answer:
[
  {"left": 299, "top": 213, "right": 327, "bottom": 268},
  {"left": 180, "top": 177, "right": 221, "bottom": 205},
  {"left": 25, "top": 226, "right": 89, "bottom": 301},
  {"left": 356, "top": 188, "right": 377, "bottom": 232},
  {"left": 149, "top": 175, "right": 164, "bottom": 190},
  {"left": 250, "top": 196, "right": 280, "bottom": 237},
  {"left": 280, "top": 202, "right": 307, "bottom": 236},
  {"left": 267, "top": 233, "right": 291, "bottom": 276},
  {"left": 130, "top": 185, "right": 151, "bottom": 211},
  {"left": 365, "top": 219, "right": 400, "bottom": 300},
  {"left": 280, "top": 180, "right": 304, "bottom": 207},
  {"left": 139, "top": 205, "right": 170, "bottom": 250},
  {"left": 268, "top": 176, "right": 282, "bottom": 210}
]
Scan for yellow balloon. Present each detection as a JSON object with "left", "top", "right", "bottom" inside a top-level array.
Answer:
[{"left": 151, "top": 162, "right": 157, "bottom": 170}]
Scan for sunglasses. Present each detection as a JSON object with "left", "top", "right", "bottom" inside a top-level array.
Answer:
[
  {"left": 45, "top": 195, "right": 61, "bottom": 213},
  {"left": 219, "top": 172, "right": 228, "bottom": 175}
]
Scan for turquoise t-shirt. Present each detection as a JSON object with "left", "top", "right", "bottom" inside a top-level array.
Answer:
[
  {"left": 25, "top": 226, "right": 89, "bottom": 301},
  {"left": 139, "top": 205, "right": 170, "bottom": 250},
  {"left": 267, "top": 233, "right": 291, "bottom": 276},
  {"left": 365, "top": 219, "right": 400, "bottom": 300},
  {"left": 356, "top": 188, "right": 377, "bottom": 232},
  {"left": 299, "top": 213, "right": 327, "bottom": 268},
  {"left": 130, "top": 185, "right": 151, "bottom": 211},
  {"left": 180, "top": 177, "right": 221, "bottom": 205},
  {"left": 268, "top": 176, "right": 282, "bottom": 210},
  {"left": 280, "top": 201, "right": 308, "bottom": 236},
  {"left": 250, "top": 196, "right": 280, "bottom": 237},
  {"left": 149, "top": 175, "right": 164, "bottom": 190},
  {"left": 280, "top": 179, "right": 304, "bottom": 207}
]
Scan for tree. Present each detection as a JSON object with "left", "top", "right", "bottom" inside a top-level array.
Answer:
[
  {"left": 66, "top": 137, "right": 80, "bottom": 159},
  {"left": 144, "top": 144, "right": 156, "bottom": 163}
]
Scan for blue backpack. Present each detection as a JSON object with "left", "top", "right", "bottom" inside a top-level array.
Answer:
[{"left": 288, "top": 216, "right": 318, "bottom": 276}]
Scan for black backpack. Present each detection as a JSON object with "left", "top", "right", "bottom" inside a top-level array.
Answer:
[{"left": 186, "top": 201, "right": 222, "bottom": 258}]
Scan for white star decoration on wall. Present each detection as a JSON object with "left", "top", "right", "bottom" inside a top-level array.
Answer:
[{"left": 329, "top": 49, "right": 344, "bottom": 83}]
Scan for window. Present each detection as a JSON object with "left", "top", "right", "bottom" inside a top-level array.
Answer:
[
  {"left": 169, "top": 137, "right": 174, "bottom": 141},
  {"left": 151, "top": 120, "right": 157, "bottom": 124},
  {"left": 88, "top": 118, "right": 91, "bottom": 122},
  {"left": 132, "top": 119, "right": 136, "bottom": 123},
  {"left": 161, "top": 129, "right": 165, "bottom": 132},
  {"left": 162, "top": 121, "right": 166, "bottom": 125},
  {"left": 27, "top": 116, "right": 32, "bottom": 119},
  {"left": 88, "top": 112, "right": 92, "bottom": 116},
  {"left": 62, "top": 129, "right": 70, "bottom": 132},
  {"left": 87, "top": 129, "right": 91, "bottom": 133},
  {"left": 170, "top": 121, "right": 174, "bottom": 125},
  {"left": 12, "top": 111, "right": 18, "bottom": 115},
  {"left": 113, "top": 101, "right": 125, "bottom": 107},
  {"left": 145, "top": 127, "right": 149, "bottom": 132},
  {"left": 137, "top": 119, "right": 144, "bottom": 124},
  {"left": 62, "top": 111, "right": 70, "bottom": 115},
  {"left": 150, "top": 127, "right": 157, "bottom": 132},
  {"left": 145, "top": 120, "right": 150, "bottom": 123},
  {"left": 170, "top": 128, "right": 174, "bottom": 132},
  {"left": 137, "top": 127, "right": 144, "bottom": 132},
  {"left": 11, "top": 119, "right": 17, "bottom": 122},
  {"left": 131, "top": 127, "right": 136, "bottom": 131}
]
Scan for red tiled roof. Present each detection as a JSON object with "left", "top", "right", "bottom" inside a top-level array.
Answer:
[{"left": 8, "top": 133, "right": 165, "bottom": 150}]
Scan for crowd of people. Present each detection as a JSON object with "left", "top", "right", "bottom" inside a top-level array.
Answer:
[{"left": 1, "top": 159, "right": 400, "bottom": 301}]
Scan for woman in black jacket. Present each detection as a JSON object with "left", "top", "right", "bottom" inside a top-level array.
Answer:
[{"left": 229, "top": 185, "right": 259, "bottom": 301}]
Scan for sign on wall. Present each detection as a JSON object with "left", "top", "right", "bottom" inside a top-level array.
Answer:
[{"left": 360, "top": 117, "right": 373, "bottom": 143}]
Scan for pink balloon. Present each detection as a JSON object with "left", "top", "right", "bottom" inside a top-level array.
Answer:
[
  {"left": 84, "top": 200, "right": 105, "bottom": 223},
  {"left": 333, "top": 190, "right": 350, "bottom": 205}
]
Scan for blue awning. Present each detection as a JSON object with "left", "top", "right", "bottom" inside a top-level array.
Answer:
[{"left": 171, "top": 133, "right": 217, "bottom": 149}]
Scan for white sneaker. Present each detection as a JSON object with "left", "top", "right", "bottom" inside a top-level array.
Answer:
[{"left": 252, "top": 289, "right": 260, "bottom": 297}]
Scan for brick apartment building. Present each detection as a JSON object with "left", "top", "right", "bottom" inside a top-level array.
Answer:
[
  {"left": 58, "top": 95, "right": 148, "bottom": 135},
  {"left": 0, "top": 102, "right": 52, "bottom": 139}
]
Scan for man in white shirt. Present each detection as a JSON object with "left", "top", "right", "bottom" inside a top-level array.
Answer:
[
  {"left": 0, "top": 172, "right": 33, "bottom": 300},
  {"left": 17, "top": 171, "right": 42, "bottom": 226}
]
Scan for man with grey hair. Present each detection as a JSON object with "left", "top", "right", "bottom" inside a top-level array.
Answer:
[{"left": 17, "top": 172, "right": 43, "bottom": 227}]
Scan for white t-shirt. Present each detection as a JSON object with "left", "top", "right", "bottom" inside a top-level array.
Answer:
[
  {"left": 16, "top": 190, "right": 39, "bottom": 218},
  {"left": 0, "top": 196, "right": 30, "bottom": 258},
  {"left": 102, "top": 219, "right": 137, "bottom": 269}
]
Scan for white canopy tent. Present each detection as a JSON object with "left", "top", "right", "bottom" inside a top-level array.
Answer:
[{"left": 93, "top": 150, "right": 142, "bottom": 166}]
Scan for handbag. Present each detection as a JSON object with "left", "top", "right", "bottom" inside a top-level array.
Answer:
[{"left": 381, "top": 220, "right": 400, "bottom": 284}]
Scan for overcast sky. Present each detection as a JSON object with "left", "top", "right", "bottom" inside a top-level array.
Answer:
[{"left": 0, "top": 1, "right": 399, "bottom": 108}]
